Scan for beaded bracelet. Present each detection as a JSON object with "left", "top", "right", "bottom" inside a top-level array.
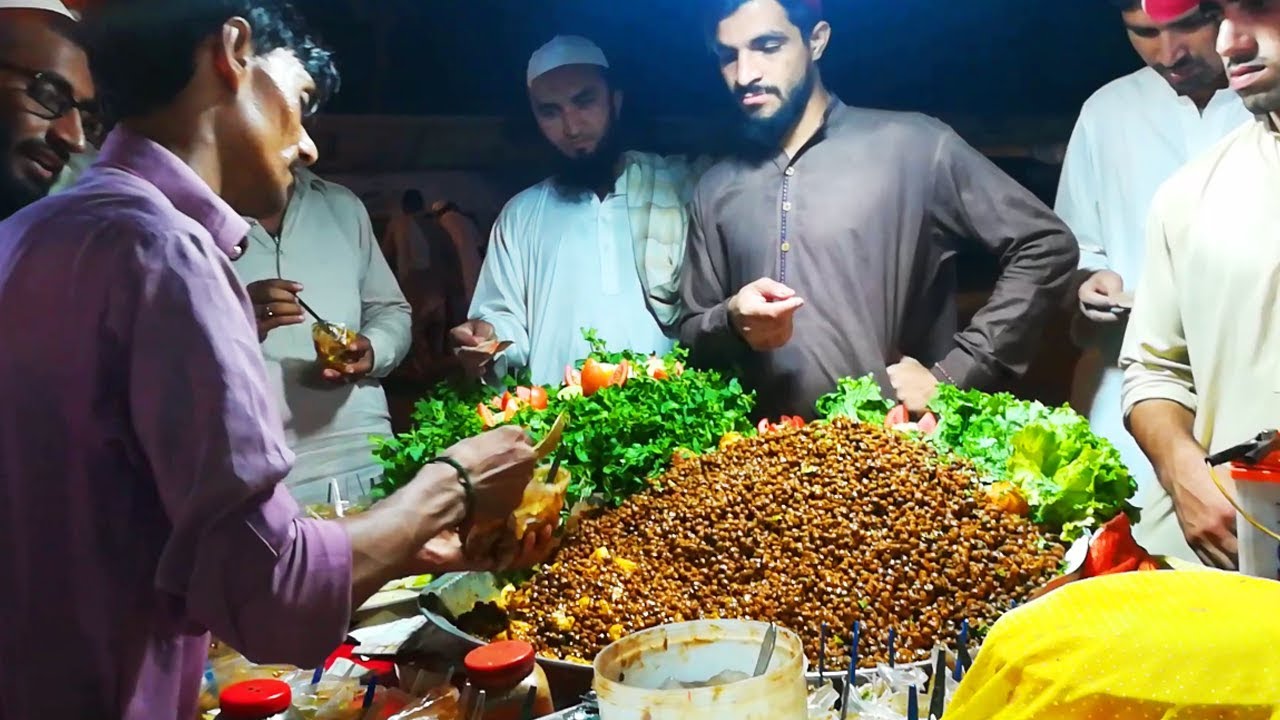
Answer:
[{"left": 429, "top": 455, "right": 475, "bottom": 529}]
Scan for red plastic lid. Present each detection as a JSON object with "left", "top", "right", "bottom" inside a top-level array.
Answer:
[
  {"left": 464, "top": 641, "right": 537, "bottom": 691},
  {"left": 1231, "top": 462, "right": 1280, "bottom": 485},
  {"left": 219, "top": 679, "right": 292, "bottom": 719}
]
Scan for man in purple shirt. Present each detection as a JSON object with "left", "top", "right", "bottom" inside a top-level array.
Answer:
[
  {"left": 0, "top": 2, "right": 538, "bottom": 719},
  {"left": 0, "top": 0, "right": 93, "bottom": 219}
]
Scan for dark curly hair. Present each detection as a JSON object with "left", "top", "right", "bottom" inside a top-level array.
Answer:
[{"left": 80, "top": 0, "right": 338, "bottom": 122}]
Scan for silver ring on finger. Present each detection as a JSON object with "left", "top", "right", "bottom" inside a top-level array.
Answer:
[{"left": 262, "top": 306, "right": 274, "bottom": 319}]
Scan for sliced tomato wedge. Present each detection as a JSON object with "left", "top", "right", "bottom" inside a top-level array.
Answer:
[
  {"left": 757, "top": 418, "right": 772, "bottom": 435},
  {"left": 885, "top": 405, "right": 910, "bottom": 427},
  {"left": 783, "top": 416, "right": 806, "bottom": 429},
  {"left": 515, "top": 387, "right": 532, "bottom": 403},
  {"left": 581, "top": 359, "right": 632, "bottom": 396},
  {"left": 916, "top": 412, "right": 938, "bottom": 434},
  {"left": 527, "top": 386, "right": 549, "bottom": 410},
  {"left": 477, "top": 402, "right": 500, "bottom": 428}
]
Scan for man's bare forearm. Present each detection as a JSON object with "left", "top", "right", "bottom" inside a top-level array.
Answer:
[
  {"left": 339, "top": 466, "right": 464, "bottom": 607},
  {"left": 1127, "top": 399, "right": 1204, "bottom": 491}
]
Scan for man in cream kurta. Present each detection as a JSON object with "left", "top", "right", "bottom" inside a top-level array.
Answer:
[
  {"left": 235, "top": 168, "right": 412, "bottom": 504},
  {"left": 1056, "top": 0, "right": 1249, "bottom": 523},
  {"left": 1122, "top": 0, "right": 1280, "bottom": 569},
  {"left": 1120, "top": 115, "right": 1280, "bottom": 566}
]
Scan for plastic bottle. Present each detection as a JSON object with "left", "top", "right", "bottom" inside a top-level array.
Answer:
[
  {"left": 219, "top": 678, "right": 296, "bottom": 720},
  {"left": 460, "top": 641, "right": 555, "bottom": 720}
]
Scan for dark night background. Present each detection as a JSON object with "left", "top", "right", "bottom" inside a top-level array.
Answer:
[{"left": 302, "top": 1, "right": 1141, "bottom": 122}]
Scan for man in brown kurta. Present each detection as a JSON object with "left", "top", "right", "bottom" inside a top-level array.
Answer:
[{"left": 680, "top": 0, "right": 1079, "bottom": 419}]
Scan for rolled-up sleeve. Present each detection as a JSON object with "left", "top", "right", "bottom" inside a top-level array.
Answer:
[
  {"left": 1119, "top": 196, "right": 1197, "bottom": 416},
  {"left": 127, "top": 229, "right": 352, "bottom": 667}
]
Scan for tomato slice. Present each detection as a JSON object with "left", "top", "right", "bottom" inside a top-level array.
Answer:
[
  {"left": 785, "top": 416, "right": 806, "bottom": 429},
  {"left": 528, "top": 386, "right": 549, "bottom": 410},
  {"left": 885, "top": 405, "right": 910, "bottom": 427},
  {"left": 580, "top": 359, "right": 613, "bottom": 397},
  {"left": 917, "top": 412, "right": 938, "bottom": 434},
  {"left": 515, "top": 387, "right": 532, "bottom": 403},
  {"left": 757, "top": 418, "right": 772, "bottom": 435},
  {"left": 646, "top": 356, "right": 669, "bottom": 380},
  {"left": 477, "top": 403, "right": 500, "bottom": 428}
]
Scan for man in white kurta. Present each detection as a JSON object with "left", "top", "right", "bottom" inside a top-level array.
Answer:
[
  {"left": 1120, "top": 0, "right": 1280, "bottom": 568},
  {"left": 1056, "top": 0, "right": 1248, "bottom": 538},
  {"left": 452, "top": 36, "right": 708, "bottom": 385}
]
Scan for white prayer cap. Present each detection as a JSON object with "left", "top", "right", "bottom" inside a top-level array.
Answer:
[
  {"left": 526, "top": 35, "right": 609, "bottom": 87},
  {"left": 0, "top": 0, "right": 76, "bottom": 19}
]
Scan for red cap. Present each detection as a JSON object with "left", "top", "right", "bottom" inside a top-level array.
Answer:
[
  {"left": 219, "top": 679, "right": 292, "bottom": 719},
  {"left": 1143, "top": 0, "right": 1201, "bottom": 22},
  {"left": 464, "top": 641, "right": 538, "bottom": 691}
]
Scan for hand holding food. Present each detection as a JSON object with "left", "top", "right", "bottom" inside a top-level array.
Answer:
[
  {"left": 727, "top": 277, "right": 805, "bottom": 351},
  {"left": 316, "top": 331, "right": 374, "bottom": 384},
  {"left": 887, "top": 356, "right": 939, "bottom": 415},
  {"left": 436, "top": 425, "right": 538, "bottom": 529},
  {"left": 246, "top": 278, "right": 305, "bottom": 341}
]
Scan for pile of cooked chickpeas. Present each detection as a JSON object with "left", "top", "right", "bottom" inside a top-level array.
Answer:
[{"left": 498, "top": 417, "right": 1065, "bottom": 668}]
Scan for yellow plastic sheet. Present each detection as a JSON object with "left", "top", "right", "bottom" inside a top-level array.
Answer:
[{"left": 947, "top": 570, "right": 1280, "bottom": 720}]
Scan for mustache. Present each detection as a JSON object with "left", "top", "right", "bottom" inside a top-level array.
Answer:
[
  {"left": 1153, "top": 57, "right": 1204, "bottom": 74},
  {"left": 735, "top": 84, "right": 781, "bottom": 99}
]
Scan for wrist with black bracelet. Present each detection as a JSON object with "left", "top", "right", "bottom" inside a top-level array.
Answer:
[{"left": 429, "top": 455, "right": 475, "bottom": 533}]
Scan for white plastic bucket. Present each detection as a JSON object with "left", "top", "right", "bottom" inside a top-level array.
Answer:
[
  {"left": 593, "top": 620, "right": 808, "bottom": 720},
  {"left": 1234, "top": 468, "right": 1280, "bottom": 580}
]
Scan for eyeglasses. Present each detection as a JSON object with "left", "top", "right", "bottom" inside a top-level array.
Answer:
[{"left": 0, "top": 59, "right": 103, "bottom": 145}]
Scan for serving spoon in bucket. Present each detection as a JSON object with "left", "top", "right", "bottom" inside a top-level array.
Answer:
[{"left": 753, "top": 623, "right": 778, "bottom": 677}]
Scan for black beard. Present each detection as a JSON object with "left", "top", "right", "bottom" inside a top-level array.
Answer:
[
  {"left": 0, "top": 137, "right": 51, "bottom": 221},
  {"left": 734, "top": 67, "right": 816, "bottom": 164},
  {"left": 550, "top": 114, "right": 623, "bottom": 201}
]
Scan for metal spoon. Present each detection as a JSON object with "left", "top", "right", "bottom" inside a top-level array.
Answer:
[
  {"left": 295, "top": 293, "right": 342, "bottom": 335},
  {"left": 753, "top": 623, "right": 777, "bottom": 677}
]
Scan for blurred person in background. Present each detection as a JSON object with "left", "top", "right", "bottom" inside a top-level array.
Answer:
[
  {"left": 451, "top": 35, "right": 712, "bottom": 385},
  {"left": 1122, "top": 0, "right": 1280, "bottom": 569},
  {"left": 679, "top": 0, "right": 1078, "bottom": 420},
  {"left": 384, "top": 187, "right": 483, "bottom": 381},
  {"left": 0, "top": 2, "right": 537, "bottom": 717},
  {"left": 1058, "top": 0, "right": 1248, "bottom": 556}
]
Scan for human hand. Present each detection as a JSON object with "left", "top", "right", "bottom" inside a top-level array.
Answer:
[
  {"left": 887, "top": 356, "right": 940, "bottom": 415},
  {"left": 440, "top": 425, "right": 537, "bottom": 526},
  {"left": 727, "top": 277, "right": 805, "bottom": 351},
  {"left": 450, "top": 319, "right": 498, "bottom": 378},
  {"left": 246, "top": 279, "right": 305, "bottom": 341},
  {"left": 318, "top": 334, "right": 374, "bottom": 384},
  {"left": 1078, "top": 270, "right": 1131, "bottom": 323},
  {"left": 1165, "top": 456, "right": 1238, "bottom": 569}
]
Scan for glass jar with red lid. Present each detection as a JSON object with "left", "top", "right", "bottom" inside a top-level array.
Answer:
[
  {"left": 460, "top": 641, "right": 554, "bottom": 720},
  {"left": 219, "top": 678, "right": 296, "bottom": 720}
]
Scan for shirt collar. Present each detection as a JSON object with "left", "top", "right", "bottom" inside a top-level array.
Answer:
[{"left": 95, "top": 125, "right": 251, "bottom": 259}]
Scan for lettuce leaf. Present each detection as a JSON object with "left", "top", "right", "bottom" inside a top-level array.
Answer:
[{"left": 814, "top": 375, "right": 895, "bottom": 425}]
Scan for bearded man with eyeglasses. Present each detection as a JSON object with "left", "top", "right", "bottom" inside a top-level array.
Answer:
[{"left": 0, "top": 0, "right": 95, "bottom": 220}]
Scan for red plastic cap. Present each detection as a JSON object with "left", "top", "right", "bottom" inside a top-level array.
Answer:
[
  {"left": 464, "top": 641, "right": 537, "bottom": 691},
  {"left": 1143, "top": 0, "right": 1200, "bottom": 22},
  {"left": 219, "top": 679, "right": 292, "bottom": 719}
]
